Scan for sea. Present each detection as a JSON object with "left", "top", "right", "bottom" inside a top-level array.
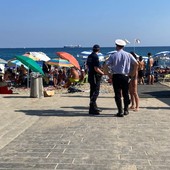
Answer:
[{"left": 1, "top": 46, "right": 170, "bottom": 66}]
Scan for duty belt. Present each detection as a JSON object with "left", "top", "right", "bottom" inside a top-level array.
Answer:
[{"left": 112, "top": 73, "right": 128, "bottom": 76}]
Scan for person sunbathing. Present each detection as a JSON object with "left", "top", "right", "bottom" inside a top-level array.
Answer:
[{"left": 63, "top": 67, "right": 79, "bottom": 88}]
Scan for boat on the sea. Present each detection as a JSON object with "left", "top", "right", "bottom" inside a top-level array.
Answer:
[{"left": 63, "top": 45, "right": 82, "bottom": 48}]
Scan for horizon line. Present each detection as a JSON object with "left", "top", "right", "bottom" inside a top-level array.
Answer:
[{"left": 1, "top": 45, "right": 170, "bottom": 49}]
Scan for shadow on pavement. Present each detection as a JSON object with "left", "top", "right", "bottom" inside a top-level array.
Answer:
[
  {"left": 3, "top": 95, "right": 30, "bottom": 98},
  {"left": 138, "top": 83, "right": 170, "bottom": 106},
  {"left": 61, "top": 95, "right": 114, "bottom": 99},
  {"left": 16, "top": 109, "right": 115, "bottom": 117},
  {"left": 139, "top": 106, "right": 170, "bottom": 110}
]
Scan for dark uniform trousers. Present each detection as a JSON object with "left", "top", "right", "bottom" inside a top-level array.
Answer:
[
  {"left": 112, "top": 74, "right": 130, "bottom": 113},
  {"left": 88, "top": 74, "right": 101, "bottom": 104}
]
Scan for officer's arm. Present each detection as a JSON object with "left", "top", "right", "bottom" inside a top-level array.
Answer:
[{"left": 94, "top": 67, "right": 104, "bottom": 75}]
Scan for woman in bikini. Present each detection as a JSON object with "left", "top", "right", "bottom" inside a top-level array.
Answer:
[
  {"left": 138, "top": 56, "right": 145, "bottom": 85},
  {"left": 129, "top": 52, "right": 139, "bottom": 111}
]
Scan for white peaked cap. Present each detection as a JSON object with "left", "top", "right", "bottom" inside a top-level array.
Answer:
[{"left": 115, "top": 39, "right": 126, "bottom": 46}]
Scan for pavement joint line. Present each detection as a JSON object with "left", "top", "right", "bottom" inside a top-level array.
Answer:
[
  {"left": 62, "top": 148, "right": 66, "bottom": 154},
  {"left": 59, "top": 134, "right": 63, "bottom": 138},
  {"left": 45, "top": 152, "right": 51, "bottom": 158},
  {"left": 72, "top": 158, "right": 75, "bottom": 164},
  {"left": 54, "top": 163, "right": 59, "bottom": 170},
  {"left": 130, "top": 146, "right": 133, "bottom": 151},
  {"left": 81, "top": 138, "right": 84, "bottom": 142},
  {"left": 0, "top": 115, "right": 23, "bottom": 132},
  {"left": 152, "top": 137, "right": 156, "bottom": 143},
  {"left": 148, "top": 160, "right": 152, "bottom": 166},
  {"left": 0, "top": 117, "right": 38, "bottom": 150},
  {"left": 144, "top": 151, "right": 148, "bottom": 155},
  {"left": 52, "top": 144, "right": 57, "bottom": 149}
]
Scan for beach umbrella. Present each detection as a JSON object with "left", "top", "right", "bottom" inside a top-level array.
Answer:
[
  {"left": 106, "top": 51, "right": 117, "bottom": 55},
  {"left": 56, "top": 52, "right": 80, "bottom": 70},
  {"left": 7, "top": 59, "right": 29, "bottom": 69},
  {"left": 153, "top": 51, "right": 170, "bottom": 60},
  {"left": 153, "top": 51, "right": 170, "bottom": 68},
  {"left": 0, "top": 58, "right": 7, "bottom": 64},
  {"left": 78, "top": 51, "right": 105, "bottom": 62},
  {"left": 47, "top": 58, "right": 73, "bottom": 68},
  {"left": 23, "top": 53, "right": 39, "bottom": 61},
  {"left": 23, "top": 52, "right": 51, "bottom": 62},
  {"left": 105, "top": 51, "right": 117, "bottom": 60},
  {"left": 16, "top": 55, "right": 44, "bottom": 75}
]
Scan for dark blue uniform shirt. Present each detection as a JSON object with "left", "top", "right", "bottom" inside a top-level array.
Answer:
[{"left": 86, "top": 52, "right": 100, "bottom": 76}]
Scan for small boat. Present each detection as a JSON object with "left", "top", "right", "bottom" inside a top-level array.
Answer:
[{"left": 64, "top": 45, "right": 82, "bottom": 48}]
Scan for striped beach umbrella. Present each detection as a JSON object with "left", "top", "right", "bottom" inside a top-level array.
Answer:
[
  {"left": 56, "top": 52, "right": 80, "bottom": 70},
  {"left": 0, "top": 58, "right": 7, "bottom": 64},
  {"left": 23, "top": 52, "right": 51, "bottom": 62},
  {"left": 47, "top": 58, "right": 73, "bottom": 68},
  {"left": 153, "top": 51, "right": 170, "bottom": 68},
  {"left": 153, "top": 51, "right": 170, "bottom": 59},
  {"left": 77, "top": 51, "right": 105, "bottom": 62}
]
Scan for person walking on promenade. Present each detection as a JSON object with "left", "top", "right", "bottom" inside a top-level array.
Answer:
[
  {"left": 107, "top": 39, "right": 138, "bottom": 117},
  {"left": 129, "top": 52, "right": 139, "bottom": 111},
  {"left": 146, "top": 52, "right": 155, "bottom": 85},
  {"left": 86, "top": 44, "right": 104, "bottom": 115}
]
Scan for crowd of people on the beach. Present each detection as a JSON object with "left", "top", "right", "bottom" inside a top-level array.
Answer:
[
  {"left": 0, "top": 51, "right": 168, "bottom": 89},
  {"left": 0, "top": 63, "right": 88, "bottom": 90}
]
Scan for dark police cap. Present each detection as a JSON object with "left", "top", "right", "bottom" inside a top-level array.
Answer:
[{"left": 93, "top": 44, "right": 100, "bottom": 50}]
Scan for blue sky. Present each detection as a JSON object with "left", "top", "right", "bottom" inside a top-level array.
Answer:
[{"left": 0, "top": 0, "right": 170, "bottom": 48}]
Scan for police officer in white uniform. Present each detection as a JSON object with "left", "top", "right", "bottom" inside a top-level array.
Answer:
[{"left": 107, "top": 39, "right": 138, "bottom": 117}]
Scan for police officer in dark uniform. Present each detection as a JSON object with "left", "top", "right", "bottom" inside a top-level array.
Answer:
[{"left": 86, "top": 44, "right": 104, "bottom": 115}]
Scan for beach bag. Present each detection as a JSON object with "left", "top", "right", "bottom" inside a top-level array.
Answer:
[{"left": 68, "top": 86, "right": 83, "bottom": 93}]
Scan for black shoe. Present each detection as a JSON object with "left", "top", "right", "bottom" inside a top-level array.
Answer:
[
  {"left": 96, "top": 108, "right": 102, "bottom": 112},
  {"left": 124, "top": 111, "right": 129, "bottom": 115},
  {"left": 89, "top": 111, "right": 100, "bottom": 115},
  {"left": 116, "top": 112, "right": 124, "bottom": 117},
  {"left": 93, "top": 103, "right": 102, "bottom": 112}
]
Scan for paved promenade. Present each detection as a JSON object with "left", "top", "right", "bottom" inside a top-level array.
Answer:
[{"left": 0, "top": 83, "right": 170, "bottom": 170}]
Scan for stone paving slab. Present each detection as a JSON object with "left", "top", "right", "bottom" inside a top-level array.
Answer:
[{"left": 0, "top": 85, "right": 170, "bottom": 170}]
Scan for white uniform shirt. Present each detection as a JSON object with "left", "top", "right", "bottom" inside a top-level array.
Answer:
[{"left": 107, "top": 49, "right": 137, "bottom": 75}]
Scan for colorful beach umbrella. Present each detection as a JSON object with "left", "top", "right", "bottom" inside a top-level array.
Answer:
[
  {"left": 16, "top": 55, "right": 44, "bottom": 75},
  {"left": 7, "top": 59, "right": 29, "bottom": 69},
  {"left": 56, "top": 52, "right": 80, "bottom": 70},
  {"left": 47, "top": 58, "right": 73, "bottom": 68},
  {"left": 23, "top": 52, "right": 51, "bottom": 62}
]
